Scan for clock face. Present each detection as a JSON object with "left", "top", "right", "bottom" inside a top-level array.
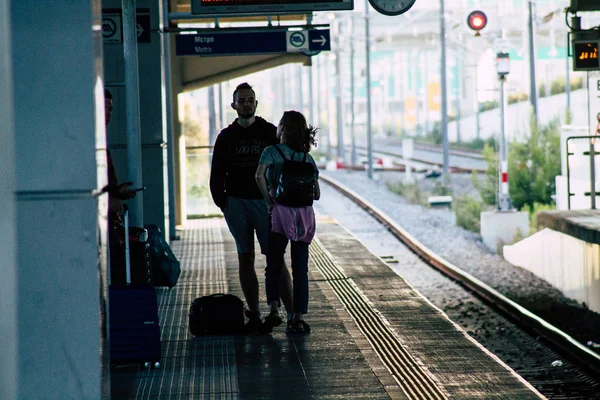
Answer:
[{"left": 368, "top": 0, "right": 417, "bottom": 16}]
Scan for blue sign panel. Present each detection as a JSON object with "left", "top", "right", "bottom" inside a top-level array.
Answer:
[{"left": 175, "top": 29, "right": 330, "bottom": 57}]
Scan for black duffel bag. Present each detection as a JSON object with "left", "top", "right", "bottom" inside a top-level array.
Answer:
[
  {"left": 189, "top": 294, "right": 245, "bottom": 336},
  {"left": 145, "top": 224, "right": 181, "bottom": 288}
]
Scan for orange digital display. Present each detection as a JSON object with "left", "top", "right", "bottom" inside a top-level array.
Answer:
[{"left": 573, "top": 41, "right": 599, "bottom": 71}]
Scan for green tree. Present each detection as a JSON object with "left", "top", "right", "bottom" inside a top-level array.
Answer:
[{"left": 507, "top": 117, "right": 561, "bottom": 211}]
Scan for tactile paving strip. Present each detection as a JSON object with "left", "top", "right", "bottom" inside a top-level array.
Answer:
[
  {"left": 130, "top": 219, "right": 240, "bottom": 399},
  {"left": 310, "top": 238, "right": 448, "bottom": 400}
]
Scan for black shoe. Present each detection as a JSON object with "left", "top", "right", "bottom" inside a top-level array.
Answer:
[
  {"left": 244, "top": 312, "right": 262, "bottom": 334},
  {"left": 286, "top": 319, "right": 311, "bottom": 334},
  {"left": 259, "top": 312, "right": 283, "bottom": 334}
]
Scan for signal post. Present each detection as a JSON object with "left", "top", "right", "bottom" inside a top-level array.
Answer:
[{"left": 467, "top": 18, "right": 529, "bottom": 253}]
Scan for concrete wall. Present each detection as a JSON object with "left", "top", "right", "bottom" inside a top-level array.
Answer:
[
  {"left": 447, "top": 89, "right": 589, "bottom": 143},
  {"left": 504, "top": 228, "right": 600, "bottom": 313}
]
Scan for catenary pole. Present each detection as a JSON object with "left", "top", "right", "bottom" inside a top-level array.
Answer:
[
  {"left": 528, "top": 0, "right": 538, "bottom": 126},
  {"left": 335, "top": 19, "right": 345, "bottom": 162},
  {"left": 365, "top": 0, "right": 373, "bottom": 179},
  {"left": 350, "top": 17, "right": 357, "bottom": 167},
  {"left": 440, "top": 0, "right": 450, "bottom": 177}
]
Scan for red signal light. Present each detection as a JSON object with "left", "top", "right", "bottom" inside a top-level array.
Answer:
[{"left": 467, "top": 10, "right": 487, "bottom": 34}]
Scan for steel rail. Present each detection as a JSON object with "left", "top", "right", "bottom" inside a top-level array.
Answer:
[
  {"left": 351, "top": 146, "right": 487, "bottom": 174},
  {"left": 320, "top": 173, "right": 600, "bottom": 379}
]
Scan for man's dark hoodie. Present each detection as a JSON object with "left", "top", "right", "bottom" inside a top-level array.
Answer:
[{"left": 210, "top": 116, "right": 277, "bottom": 209}]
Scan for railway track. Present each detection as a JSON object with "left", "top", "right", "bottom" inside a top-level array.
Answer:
[
  {"left": 318, "top": 173, "right": 600, "bottom": 399},
  {"left": 348, "top": 144, "right": 487, "bottom": 174}
]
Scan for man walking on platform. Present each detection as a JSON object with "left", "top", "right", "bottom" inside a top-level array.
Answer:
[{"left": 210, "top": 82, "right": 293, "bottom": 333}]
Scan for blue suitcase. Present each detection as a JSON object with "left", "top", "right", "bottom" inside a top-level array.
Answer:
[{"left": 109, "top": 208, "right": 161, "bottom": 367}]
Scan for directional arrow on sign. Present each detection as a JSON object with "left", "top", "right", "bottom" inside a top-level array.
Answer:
[
  {"left": 312, "top": 35, "right": 327, "bottom": 47},
  {"left": 176, "top": 28, "right": 330, "bottom": 56}
]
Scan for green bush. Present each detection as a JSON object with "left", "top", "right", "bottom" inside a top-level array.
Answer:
[
  {"left": 540, "top": 76, "right": 584, "bottom": 98},
  {"left": 472, "top": 144, "right": 498, "bottom": 206},
  {"left": 529, "top": 202, "right": 556, "bottom": 234},
  {"left": 508, "top": 92, "right": 528, "bottom": 105},
  {"left": 432, "top": 181, "right": 451, "bottom": 196},
  {"left": 453, "top": 136, "right": 497, "bottom": 151},
  {"left": 386, "top": 180, "right": 426, "bottom": 206},
  {"left": 474, "top": 116, "right": 561, "bottom": 213},
  {"left": 571, "top": 76, "right": 583, "bottom": 90},
  {"left": 427, "top": 122, "right": 443, "bottom": 145},
  {"left": 454, "top": 196, "right": 483, "bottom": 232},
  {"left": 508, "top": 117, "right": 561, "bottom": 211},
  {"left": 480, "top": 100, "right": 498, "bottom": 112}
]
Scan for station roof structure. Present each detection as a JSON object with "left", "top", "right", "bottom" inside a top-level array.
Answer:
[{"left": 170, "top": 0, "right": 574, "bottom": 91}]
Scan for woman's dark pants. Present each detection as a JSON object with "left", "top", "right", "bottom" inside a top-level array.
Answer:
[{"left": 265, "top": 231, "right": 309, "bottom": 314}]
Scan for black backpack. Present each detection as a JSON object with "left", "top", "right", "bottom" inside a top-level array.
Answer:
[
  {"left": 189, "top": 294, "right": 245, "bottom": 336},
  {"left": 274, "top": 146, "right": 316, "bottom": 207}
]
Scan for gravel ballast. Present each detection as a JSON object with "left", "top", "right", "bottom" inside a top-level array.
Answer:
[{"left": 318, "top": 169, "right": 600, "bottom": 355}]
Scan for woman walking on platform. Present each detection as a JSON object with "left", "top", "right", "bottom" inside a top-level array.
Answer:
[{"left": 255, "top": 111, "right": 320, "bottom": 333}]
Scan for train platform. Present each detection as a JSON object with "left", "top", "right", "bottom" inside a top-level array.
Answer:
[
  {"left": 537, "top": 209, "right": 600, "bottom": 245},
  {"left": 111, "top": 216, "right": 545, "bottom": 399}
]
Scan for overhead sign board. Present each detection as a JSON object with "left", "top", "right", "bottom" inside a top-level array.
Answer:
[
  {"left": 102, "top": 8, "right": 151, "bottom": 44},
  {"left": 191, "top": 0, "right": 353, "bottom": 15},
  {"left": 570, "top": 0, "right": 600, "bottom": 12},
  {"left": 175, "top": 29, "right": 330, "bottom": 56}
]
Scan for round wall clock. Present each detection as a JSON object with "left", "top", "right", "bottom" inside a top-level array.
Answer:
[{"left": 368, "top": 0, "right": 417, "bottom": 16}]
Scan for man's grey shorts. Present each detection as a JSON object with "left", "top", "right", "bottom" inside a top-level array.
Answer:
[{"left": 222, "top": 196, "right": 269, "bottom": 255}]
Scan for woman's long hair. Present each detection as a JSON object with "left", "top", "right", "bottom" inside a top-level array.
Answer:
[{"left": 279, "top": 110, "right": 318, "bottom": 153}]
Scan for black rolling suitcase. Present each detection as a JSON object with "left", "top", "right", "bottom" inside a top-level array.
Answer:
[{"left": 109, "top": 207, "right": 161, "bottom": 368}]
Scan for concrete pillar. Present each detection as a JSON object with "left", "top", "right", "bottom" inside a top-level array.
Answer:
[
  {"left": 169, "top": 26, "right": 187, "bottom": 227},
  {"left": 3, "top": 1, "right": 104, "bottom": 398},
  {"left": 0, "top": 0, "right": 17, "bottom": 398},
  {"left": 103, "top": 0, "right": 170, "bottom": 236}
]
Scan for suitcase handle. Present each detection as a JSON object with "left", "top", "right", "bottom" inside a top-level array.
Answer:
[{"left": 123, "top": 205, "right": 131, "bottom": 285}]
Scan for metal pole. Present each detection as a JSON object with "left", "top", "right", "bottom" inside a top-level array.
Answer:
[
  {"left": 590, "top": 139, "right": 596, "bottom": 209},
  {"left": 122, "top": 0, "right": 144, "bottom": 226},
  {"left": 412, "top": 52, "right": 420, "bottom": 135},
  {"left": 565, "top": 33, "right": 571, "bottom": 119},
  {"left": 475, "top": 64, "right": 480, "bottom": 140},
  {"left": 455, "top": 51, "right": 461, "bottom": 143},
  {"left": 401, "top": 52, "right": 409, "bottom": 135},
  {"left": 528, "top": 0, "right": 538, "bottom": 126},
  {"left": 208, "top": 85, "right": 216, "bottom": 146},
  {"left": 335, "top": 20, "right": 344, "bottom": 161},
  {"left": 350, "top": 18, "right": 357, "bottom": 167},
  {"left": 218, "top": 83, "right": 224, "bottom": 130},
  {"left": 440, "top": 0, "right": 449, "bottom": 177},
  {"left": 365, "top": 0, "right": 373, "bottom": 179},
  {"left": 308, "top": 60, "right": 314, "bottom": 125},
  {"left": 499, "top": 76, "right": 510, "bottom": 211},
  {"left": 281, "top": 65, "right": 287, "bottom": 114},
  {"left": 423, "top": 52, "right": 430, "bottom": 136},
  {"left": 326, "top": 57, "right": 333, "bottom": 160},
  {"left": 315, "top": 56, "right": 321, "bottom": 129},
  {"left": 307, "top": 14, "right": 314, "bottom": 125},
  {"left": 162, "top": 0, "right": 178, "bottom": 240},
  {"left": 297, "top": 64, "right": 304, "bottom": 114}
]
